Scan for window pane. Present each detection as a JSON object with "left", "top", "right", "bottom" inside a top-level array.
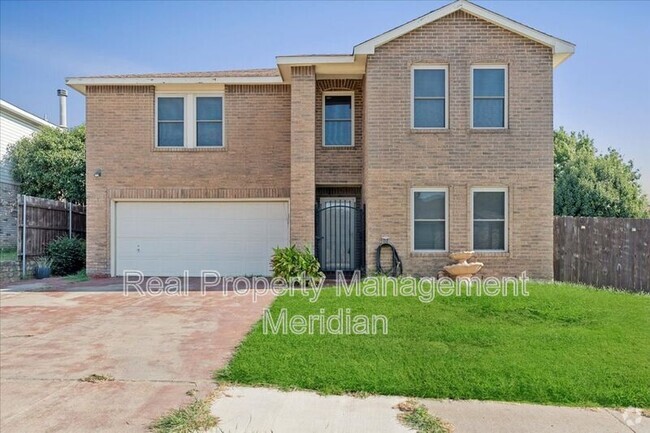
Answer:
[
  {"left": 325, "top": 120, "right": 352, "bottom": 146},
  {"left": 158, "top": 98, "right": 184, "bottom": 121},
  {"left": 158, "top": 122, "right": 184, "bottom": 147},
  {"left": 473, "top": 69, "right": 505, "bottom": 97},
  {"left": 473, "top": 99, "right": 504, "bottom": 128},
  {"left": 474, "top": 221, "right": 505, "bottom": 250},
  {"left": 414, "top": 99, "right": 445, "bottom": 128},
  {"left": 196, "top": 97, "right": 222, "bottom": 121},
  {"left": 474, "top": 191, "right": 505, "bottom": 220},
  {"left": 414, "top": 69, "right": 445, "bottom": 97},
  {"left": 197, "top": 122, "right": 223, "bottom": 147},
  {"left": 414, "top": 191, "right": 445, "bottom": 220},
  {"left": 414, "top": 221, "right": 445, "bottom": 250},
  {"left": 325, "top": 96, "right": 351, "bottom": 120}
]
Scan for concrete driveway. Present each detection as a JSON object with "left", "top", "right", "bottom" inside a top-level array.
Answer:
[{"left": 0, "top": 277, "right": 275, "bottom": 433}]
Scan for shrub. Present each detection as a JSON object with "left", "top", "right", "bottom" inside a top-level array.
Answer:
[
  {"left": 271, "top": 245, "right": 324, "bottom": 284},
  {"left": 46, "top": 237, "right": 85, "bottom": 276}
]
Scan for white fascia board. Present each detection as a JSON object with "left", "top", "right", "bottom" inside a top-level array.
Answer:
[
  {"left": 354, "top": 0, "right": 575, "bottom": 67},
  {"left": 0, "top": 99, "right": 58, "bottom": 128},
  {"left": 65, "top": 75, "right": 284, "bottom": 95}
]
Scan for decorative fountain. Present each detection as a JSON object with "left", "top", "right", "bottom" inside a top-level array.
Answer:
[{"left": 443, "top": 251, "right": 483, "bottom": 279}]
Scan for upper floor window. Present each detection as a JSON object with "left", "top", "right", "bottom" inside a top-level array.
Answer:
[
  {"left": 472, "top": 188, "right": 507, "bottom": 251},
  {"left": 412, "top": 188, "right": 448, "bottom": 252},
  {"left": 157, "top": 97, "right": 185, "bottom": 147},
  {"left": 472, "top": 65, "right": 507, "bottom": 129},
  {"left": 412, "top": 65, "right": 448, "bottom": 129},
  {"left": 323, "top": 92, "right": 353, "bottom": 147},
  {"left": 156, "top": 93, "right": 224, "bottom": 148}
]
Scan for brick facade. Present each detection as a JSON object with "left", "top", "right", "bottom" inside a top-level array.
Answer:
[
  {"left": 0, "top": 181, "right": 18, "bottom": 249},
  {"left": 85, "top": 84, "right": 291, "bottom": 275},
  {"left": 364, "top": 11, "right": 554, "bottom": 278},
  {"left": 290, "top": 66, "right": 316, "bottom": 248},
  {"left": 315, "top": 79, "right": 364, "bottom": 186},
  {"left": 83, "top": 9, "right": 557, "bottom": 279}
]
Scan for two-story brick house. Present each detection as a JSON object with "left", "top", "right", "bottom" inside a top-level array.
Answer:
[{"left": 67, "top": 0, "right": 574, "bottom": 278}]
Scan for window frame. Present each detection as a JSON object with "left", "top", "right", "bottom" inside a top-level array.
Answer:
[
  {"left": 155, "top": 92, "right": 225, "bottom": 149},
  {"left": 471, "top": 187, "right": 508, "bottom": 252},
  {"left": 470, "top": 65, "right": 508, "bottom": 130},
  {"left": 411, "top": 187, "right": 449, "bottom": 253},
  {"left": 322, "top": 90, "right": 355, "bottom": 147},
  {"left": 411, "top": 64, "right": 449, "bottom": 130}
]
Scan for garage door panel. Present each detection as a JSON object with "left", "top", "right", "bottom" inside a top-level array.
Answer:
[{"left": 115, "top": 201, "right": 289, "bottom": 277}]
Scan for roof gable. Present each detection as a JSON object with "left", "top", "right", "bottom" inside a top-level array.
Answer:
[{"left": 353, "top": 0, "right": 575, "bottom": 67}]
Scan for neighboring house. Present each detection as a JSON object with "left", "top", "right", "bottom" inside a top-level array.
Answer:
[
  {"left": 0, "top": 99, "right": 58, "bottom": 249},
  {"left": 67, "top": 0, "right": 574, "bottom": 278}
]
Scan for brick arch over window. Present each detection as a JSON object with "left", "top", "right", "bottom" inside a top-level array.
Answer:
[{"left": 315, "top": 79, "right": 364, "bottom": 186}]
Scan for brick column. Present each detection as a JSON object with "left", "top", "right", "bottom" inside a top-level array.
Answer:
[{"left": 290, "top": 66, "right": 316, "bottom": 248}]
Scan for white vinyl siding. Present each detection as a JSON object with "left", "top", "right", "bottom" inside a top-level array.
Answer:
[{"left": 0, "top": 111, "right": 45, "bottom": 184}]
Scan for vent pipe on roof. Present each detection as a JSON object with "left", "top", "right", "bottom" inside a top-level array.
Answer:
[{"left": 57, "top": 89, "right": 68, "bottom": 128}]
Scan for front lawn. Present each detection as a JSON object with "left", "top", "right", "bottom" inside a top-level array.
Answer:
[{"left": 217, "top": 279, "right": 650, "bottom": 408}]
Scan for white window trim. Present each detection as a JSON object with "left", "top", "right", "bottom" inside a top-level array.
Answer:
[
  {"left": 471, "top": 187, "right": 508, "bottom": 252},
  {"left": 411, "top": 187, "right": 449, "bottom": 253},
  {"left": 470, "top": 65, "right": 508, "bottom": 130},
  {"left": 411, "top": 64, "right": 449, "bottom": 130},
  {"left": 155, "top": 92, "right": 225, "bottom": 148},
  {"left": 322, "top": 90, "right": 354, "bottom": 147}
]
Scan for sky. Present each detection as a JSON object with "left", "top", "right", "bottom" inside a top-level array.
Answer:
[{"left": 1, "top": 0, "right": 649, "bottom": 193}]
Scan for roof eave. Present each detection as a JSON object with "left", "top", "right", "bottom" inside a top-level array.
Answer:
[{"left": 65, "top": 75, "right": 285, "bottom": 95}]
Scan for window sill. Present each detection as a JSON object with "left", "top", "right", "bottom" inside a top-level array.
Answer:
[
  {"left": 152, "top": 146, "right": 227, "bottom": 152},
  {"left": 410, "top": 128, "right": 450, "bottom": 134},
  {"left": 473, "top": 251, "right": 510, "bottom": 258},
  {"left": 469, "top": 128, "right": 510, "bottom": 134},
  {"left": 410, "top": 251, "right": 449, "bottom": 258},
  {"left": 322, "top": 145, "right": 355, "bottom": 149}
]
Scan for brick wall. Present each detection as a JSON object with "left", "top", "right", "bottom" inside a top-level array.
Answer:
[
  {"left": 0, "top": 181, "right": 18, "bottom": 249},
  {"left": 290, "top": 66, "right": 316, "bottom": 247},
  {"left": 364, "top": 11, "right": 554, "bottom": 278},
  {"left": 315, "top": 79, "right": 364, "bottom": 186},
  {"left": 85, "top": 84, "right": 291, "bottom": 276}
]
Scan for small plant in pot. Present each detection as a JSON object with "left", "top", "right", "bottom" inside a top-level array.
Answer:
[{"left": 34, "top": 257, "right": 53, "bottom": 279}]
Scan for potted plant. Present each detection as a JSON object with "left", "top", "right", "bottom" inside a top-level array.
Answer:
[{"left": 34, "top": 257, "right": 52, "bottom": 279}]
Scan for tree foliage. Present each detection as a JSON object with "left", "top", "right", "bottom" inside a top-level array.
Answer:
[
  {"left": 554, "top": 128, "right": 648, "bottom": 218},
  {"left": 7, "top": 125, "right": 86, "bottom": 204}
]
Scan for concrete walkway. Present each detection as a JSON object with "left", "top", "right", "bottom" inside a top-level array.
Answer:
[{"left": 212, "top": 386, "right": 650, "bottom": 433}]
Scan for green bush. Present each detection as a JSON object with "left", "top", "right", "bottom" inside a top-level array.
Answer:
[
  {"left": 46, "top": 237, "right": 86, "bottom": 276},
  {"left": 271, "top": 245, "right": 324, "bottom": 284}
]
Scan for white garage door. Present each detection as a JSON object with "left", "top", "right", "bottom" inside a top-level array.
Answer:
[{"left": 114, "top": 201, "right": 289, "bottom": 276}]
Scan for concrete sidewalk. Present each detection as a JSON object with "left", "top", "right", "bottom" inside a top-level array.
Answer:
[{"left": 211, "top": 386, "right": 650, "bottom": 433}]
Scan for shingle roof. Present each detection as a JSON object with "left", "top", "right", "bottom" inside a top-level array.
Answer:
[{"left": 79, "top": 68, "right": 279, "bottom": 79}]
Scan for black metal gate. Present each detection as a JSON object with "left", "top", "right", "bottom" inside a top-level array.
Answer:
[{"left": 315, "top": 200, "right": 365, "bottom": 274}]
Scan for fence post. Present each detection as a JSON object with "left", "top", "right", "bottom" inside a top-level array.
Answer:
[
  {"left": 22, "top": 195, "right": 27, "bottom": 277},
  {"left": 68, "top": 202, "right": 72, "bottom": 238}
]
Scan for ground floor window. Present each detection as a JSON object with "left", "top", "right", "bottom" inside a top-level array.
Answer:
[
  {"left": 472, "top": 188, "right": 507, "bottom": 251},
  {"left": 412, "top": 188, "right": 447, "bottom": 251}
]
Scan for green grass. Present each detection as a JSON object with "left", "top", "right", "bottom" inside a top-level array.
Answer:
[
  {"left": 149, "top": 397, "right": 218, "bottom": 433},
  {"left": 0, "top": 247, "right": 17, "bottom": 263},
  {"left": 64, "top": 269, "right": 89, "bottom": 282},
  {"left": 217, "top": 280, "right": 650, "bottom": 408}
]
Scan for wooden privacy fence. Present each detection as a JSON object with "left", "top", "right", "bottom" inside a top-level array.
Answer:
[
  {"left": 17, "top": 195, "right": 86, "bottom": 258},
  {"left": 554, "top": 216, "right": 649, "bottom": 293}
]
